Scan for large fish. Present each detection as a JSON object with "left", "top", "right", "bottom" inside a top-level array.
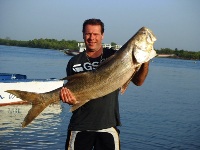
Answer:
[{"left": 6, "top": 27, "right": 157, "bottom": 127}]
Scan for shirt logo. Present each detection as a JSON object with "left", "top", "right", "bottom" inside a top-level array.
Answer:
[
  {"left": 72, "top": 58, "right": 106, "bottom": 73},
  {"left": 72, "top": 61, "right": 103, "bottom": 73},
  {"left": 72, "top": 64, "right": 84, "bottom": 72}
]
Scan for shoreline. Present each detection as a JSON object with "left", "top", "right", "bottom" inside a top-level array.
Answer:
[{"left": 0, "top": 45, "right": 199, "bottom": 61}]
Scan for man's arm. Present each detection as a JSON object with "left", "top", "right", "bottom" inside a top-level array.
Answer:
[{"left": 132, "top": 61, "right": 149, "bottom": 86}]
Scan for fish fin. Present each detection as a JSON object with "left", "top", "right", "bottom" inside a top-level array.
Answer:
[
  {"left": 96, "top": 54, "right": 115, "bottom": 69},
  {"left": 120, "top": 68, "right": 140, "bottom": 94},
  {"left": 6, "top": 90, "right": 44, "bottom": 103},
  {"left": 121, "top": 79, "right": 132, "bottom": 94},
  {"left": 61, "top": 72, "right": 89, "bottom": 82},
  {"left": 60, "top": 77, "right": 68, "bottom": 80},
  {"left": 5, "top": 90, "right": 51, "bottom": 128},
  {"left": 70, "top": 100, "right": 89, "bottom": 112},
  {"left": 22, "top": 103, "right": 47, "bottom": 128}
]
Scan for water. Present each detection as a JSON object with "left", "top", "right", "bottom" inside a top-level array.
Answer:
[
  {"left": 0, "top": 45, "right": 69, "bottom": 79},
  {"left": 0, "top": 45, "right": 200, "bottom": 150}
]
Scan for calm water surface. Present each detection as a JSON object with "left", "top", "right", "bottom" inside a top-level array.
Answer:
[{"left": 0, "top": 45, "right": 200, "bottom": 150}]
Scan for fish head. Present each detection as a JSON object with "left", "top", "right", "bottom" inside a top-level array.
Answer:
[{"left": 133, "top": 27, "right": 157, "bottom": 63}]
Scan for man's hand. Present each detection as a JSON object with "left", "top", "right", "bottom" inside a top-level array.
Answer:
[{"left": 60, "top": 87, "right": 77, "bottom": 105}]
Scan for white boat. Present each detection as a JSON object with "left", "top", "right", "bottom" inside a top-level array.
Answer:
[{"left": 0, "top": 73, "right": 64, "bottom": 106}]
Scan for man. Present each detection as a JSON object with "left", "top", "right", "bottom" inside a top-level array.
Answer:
[{"left": 60, "top": 18, "right": 149, "bottom": 150}]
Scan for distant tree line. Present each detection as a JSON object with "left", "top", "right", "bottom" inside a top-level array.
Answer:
[
  {"left": 156, "top": 48, "right": 200, "bottom": 60},
  {"left": 0, "top": 38, "right": 199, "bottom": 60},
  {"left": 0, "top": 38, "right": 79, "bottom": 50}
]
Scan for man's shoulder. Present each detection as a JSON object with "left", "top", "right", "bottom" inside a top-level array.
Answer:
[
  {"left": 103, "top": 47, "right": 117, "bottom": 53},
  {"left": 69, "top": 51, "right": 86, "bottom": 62},
  {"left": 103, "top": 48, "right": 117, "bottom": 57}
]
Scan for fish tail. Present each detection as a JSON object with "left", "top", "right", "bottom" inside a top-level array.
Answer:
[{"left": 6, "top": 90, "right": 52, "bottom": 128}]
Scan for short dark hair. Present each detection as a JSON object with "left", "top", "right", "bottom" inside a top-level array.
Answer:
[{"left": 82, "top": 18, "right": 104, "bottom": 34}]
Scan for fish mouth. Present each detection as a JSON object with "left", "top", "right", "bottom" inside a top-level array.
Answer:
[{"left": 146, "top": 29, "right": 157, "bottom": 44}]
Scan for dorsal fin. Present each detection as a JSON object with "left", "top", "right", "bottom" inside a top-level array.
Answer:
[
  {"left": 96, "top": 54, "right": 116, "bottom": 69},
  {"left": 61, "top": 72, "right": 89, "bottom": 81}
]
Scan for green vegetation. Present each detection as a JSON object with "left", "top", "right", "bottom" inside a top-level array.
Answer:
[
  {"left": 0, "top": 38, "right": 199, "bottom": 60},
  {"left": 0, "top": 38, "right": 79, "bottom": 50},
  {"left": 156, "top": 48, "right": 200, "bottom": 60}
]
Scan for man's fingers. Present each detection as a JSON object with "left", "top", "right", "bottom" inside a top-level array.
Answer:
[
  {"left": 60, "top": 87, "right": 77, "bottom": 105},
  {"left": 66, "top": 88, "right": 77, "bottom": 104}
]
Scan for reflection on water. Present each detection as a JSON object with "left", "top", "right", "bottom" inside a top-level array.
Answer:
[
  {"left": 0, "top": 104, "right": 62, "bottom": 131},
  {"left": 0, "top": 104, "right": 67, "bottom": 149}
]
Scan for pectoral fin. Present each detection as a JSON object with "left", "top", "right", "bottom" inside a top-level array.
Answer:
[
  {"left": 121, "top": 79, "right": 132, "bottom": 94},
  {"left": 120, "top": 68, "right": 140, "bottom": 94}
]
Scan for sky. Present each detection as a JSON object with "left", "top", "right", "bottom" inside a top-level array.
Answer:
[{"left": 0, "top": 0, "right": 199, "bottom": 51}]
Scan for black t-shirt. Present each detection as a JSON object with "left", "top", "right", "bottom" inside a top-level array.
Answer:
[{"left": 66, "top": 48, "right": 121, "bottom": 131}]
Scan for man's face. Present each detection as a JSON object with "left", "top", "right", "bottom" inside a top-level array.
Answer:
[{"left": 83, "top": 24, "right": 104, "bottom": 52}]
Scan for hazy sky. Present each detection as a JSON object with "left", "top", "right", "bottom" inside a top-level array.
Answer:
[{"left": 0, "top": 0, "right": 199, "bottom": 51}]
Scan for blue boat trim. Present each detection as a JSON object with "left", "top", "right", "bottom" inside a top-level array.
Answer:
[{"left": 0, "top": 73, "right": 27, "bottom": 80}]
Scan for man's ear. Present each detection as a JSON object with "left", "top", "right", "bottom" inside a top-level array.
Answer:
[{"left": 101, "top": 33, "right": 104, "bottom": 40}]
